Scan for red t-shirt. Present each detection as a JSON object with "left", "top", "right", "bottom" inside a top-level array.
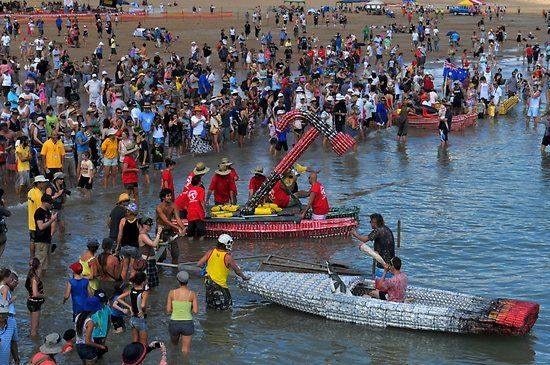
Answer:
[
  {"left": 161, "top": 169, "right": 174, "bottom": 195},
  {"left": 208, "top": 174, "right": 237, "bottom": 204},
  {"left": 174, "top": 192, "right": 188, "bottom": 211},
  {"left": 122, "top": 156, "right": 138, "bottom": 184},
  {"left": 229, "top": 168, "right": 239, "bottom": 182},
  {"left": 182, "top": 172, "right": 195, "bottom": 192},
  {"left": 248, "top": 175, "right": 266, "bottom": 194},
  {"left": 272, "top": 180, "right": 290, "bottom": 208},
  {"left": 311, "top": 182, "right": 329, "bottom": 215},
  {"left": 186, "top": 185, "right": 205, "bottom": 221}
]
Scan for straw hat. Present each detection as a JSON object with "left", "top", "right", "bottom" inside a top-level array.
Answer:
[
  {"left": 124, "top": 142, "right": 139, "bottom": 155},
  {"left": 117, "top": 193, "right": 130, "bottom": 204},
  {"left": 220, "top": 157, "right": 233, "bottom": 166},
  {"left": 215, "top": 164, "right": 231, "bottom": 176},
  {"left": 251, "top": 166, "right": 264, "bottom": 176},
  {"left": 39, "top": 333, "right": 65, "bottom": 355},
  {"left": 193, "top": 162, "right": 210, "bottom": 175}
]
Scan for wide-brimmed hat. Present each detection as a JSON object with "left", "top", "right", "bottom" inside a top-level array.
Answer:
[
  {"left": 251, "top": 166, "right": 264, "bottom": 176},
  {"left": 220, "top": 157, "right": 233, "bottom": 166},
  {"left": 33, "top": 175, "right": 49, "bottom": 183},
  {"left": 53, "top": 172, "right": 65, "bottom": 180},
  {"left": 122, "top": 342, "right": 148, "bottom": 365},
  {"left": 125, "top": 143, "right": 139, "bottom": 155},
  {"left": 215, "top": 164, "right": 231, "bottom": 175},
  {"left": 193, "top": 162, "right": 210, "bottom": 175},
  {"left": 39, "top": 333, "right": 65, "bottom": 355},
  {"left": 335, "top": 93, "right": 345, "bottom": 101},
  {"left": 118, "top": 193, "right": 130, "bottom": 204},
  {"left": 107, "top": 128, "right": 117, "bottom": 136}
]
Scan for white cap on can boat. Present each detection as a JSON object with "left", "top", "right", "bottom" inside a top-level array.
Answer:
[{"left": 218, "top": 234, "right": 233, "bottom": 251}]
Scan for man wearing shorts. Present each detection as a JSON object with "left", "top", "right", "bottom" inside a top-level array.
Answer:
[
  {"left": 156, "top": 189, "right": 185, "bottom": 264},
  {"left": 40, "top": 131, "right": 65, "bottom": 181},
  {"left": 186, "top": 175, "right": 206, "bottom": 240},
  {"left": 101, "top": 129, "right": 118, "bottom": 189},
  {"left": 34, "top": 194, "right": 57, "bottom": 270},
  {"left": 28, "top": 175, "right": 48, "bottom": 259},
  {"left": 77, "top": 152, "right": 94, "bottom": 199},
  {"left": 528, "top": 90, "right": 542, "bottom": 125}
]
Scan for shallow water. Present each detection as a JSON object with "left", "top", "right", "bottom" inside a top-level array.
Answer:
[{"left": 3, "top": 102, "right": 550, "bottom": 364}]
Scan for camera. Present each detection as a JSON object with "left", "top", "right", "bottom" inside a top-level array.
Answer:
[{"left": 61, "top": 182, "right": 72, "bottom": 196}]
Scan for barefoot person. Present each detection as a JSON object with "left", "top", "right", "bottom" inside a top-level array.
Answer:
[
  {"left": 25, "top": 258, "right": 45, "bottom": 337},
  {"left": 166, "top": 271, "right": 198, "bottom": 356},
  {"left": 155, "top": 189, "right": 185, "bottom": 265}
]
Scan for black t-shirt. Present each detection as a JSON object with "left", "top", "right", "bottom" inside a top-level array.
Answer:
[
  {"left": 368, "top": 226, "right": 396, "bottom": 268},
  {"left": 34, "top": 207, "right": 52, "bottom": 243},
  {"left": 109, "top": 205, "right": 126, "bottom": 240}
]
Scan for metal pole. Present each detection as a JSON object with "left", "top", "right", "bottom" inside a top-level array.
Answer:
[{"left": 397, "top": 219, "right": 401, "bottom": 248}]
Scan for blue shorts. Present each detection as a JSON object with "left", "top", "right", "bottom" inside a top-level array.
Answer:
[
  {"left": 375, "top": 267, "right": 394, "bottom": 279},
  {"left": 528, "top": 106, "right": 539, "bottom": 118},
  {"left": 130, "top": 316, "right": 147, "bottom": 331},
  {"left": 103, "top": 157, "right": 118, "bottom": 167}
]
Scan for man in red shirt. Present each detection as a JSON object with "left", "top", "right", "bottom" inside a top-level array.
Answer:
[
  {"left": 301, "top": 172, "right": 330, "bottom": 220},
  {"left": 206, "top": 164, "right": 237, "bottom": 205},
  {"left": 221, "top": 157, "right": 239, "bottom": 186},
  {"left": 186, "top": 175, "right": 206, "bottom": 240},
  {"left": 121, "top": 144, "right": 139, "bottom": 204},
  {"left": 161, "top": 159, "right": 176, "bottom": 196},
  {"left": 248, "top": 166, "right": 266, "bottom": 199},
  {"left": 175, "top": 162, "right": 210, "bottom": 218}
]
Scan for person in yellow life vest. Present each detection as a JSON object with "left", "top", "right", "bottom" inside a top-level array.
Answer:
[
  {"left": 196, "top": 234, "right": 249, "bottom": 310},
  {"left": 28, "top": 175, "right": 49, "bottom": 259}
]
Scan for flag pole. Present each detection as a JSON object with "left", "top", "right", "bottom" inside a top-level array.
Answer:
[{"left": 443, "top": 73, "right": 447, "bottom": 98}]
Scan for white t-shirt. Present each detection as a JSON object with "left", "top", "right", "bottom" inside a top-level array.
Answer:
[
  {"left": 1, "top": 35, "right": 10, "bottom": 47},
  {"left": 84, "top": 79, "right": 102, "bottom": 97},
  {"left": 191, "top": 115, "right": 205, "bottom": 136},
  {"left": 80, "top": 160, "right": 94, "bottom": 178}
]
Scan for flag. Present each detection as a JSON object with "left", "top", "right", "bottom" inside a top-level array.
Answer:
[{"left": 443, "top": 60, "right": 468, "bottom": 82}]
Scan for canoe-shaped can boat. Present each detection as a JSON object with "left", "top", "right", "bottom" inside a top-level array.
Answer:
[
  {"left": 239, "top": 271, "right": 539, "bottom": 335},
  {"left": 204, "top": 206, "right": 359, "bottom": 239},
  {"left": 498, "top": 95, "right": 519, "bottom": 115},
  {"left": 407, "top": 112, "right": 478, "bottom": 130}
]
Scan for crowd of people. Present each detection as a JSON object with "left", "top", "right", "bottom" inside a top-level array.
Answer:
[{"left": 0, "top": 2, "right": 547, "bottom": 363}]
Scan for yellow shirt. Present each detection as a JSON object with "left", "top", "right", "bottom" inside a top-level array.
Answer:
[
  {"left": 15, "top": 145, "right": 30, "bottom": 172},
  {"left": 101, "top": 138, "right": 119, "bottom": 159},
  {"left": 41, "top": 139, "right": 65, "bottom": 169},
  {"left": 206, "top": 248, "right": 230, "bottom": 288},
  {"left": 27, "top": 187, "right": 43, "bottom": 231}
]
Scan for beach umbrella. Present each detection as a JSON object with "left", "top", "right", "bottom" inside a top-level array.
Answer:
[
  {"left": 457, "top": 0, "right": 473, "bottom": 6},
  {"left": 446, "top": 31, "right": 459, "bottom": 37}
]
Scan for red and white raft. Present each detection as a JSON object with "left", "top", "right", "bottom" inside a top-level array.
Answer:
[{"left": 407, "top": 112, "right": 478, "bottom": 130}]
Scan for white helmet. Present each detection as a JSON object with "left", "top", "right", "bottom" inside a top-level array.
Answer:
[{"left": 218, "top": 234, "right": 234, "bottom": 251}]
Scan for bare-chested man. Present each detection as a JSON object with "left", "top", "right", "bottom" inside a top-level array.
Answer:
[{"left": 155, "top": 188, "right": 185, "bottom": 264}]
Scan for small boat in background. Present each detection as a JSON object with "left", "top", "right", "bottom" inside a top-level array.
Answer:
[
  {"left": 240, "top": 271, "right": 539, "bottom": 335},
  {"left": 408, "top": 112, "right": 478, "bottom": 130}
]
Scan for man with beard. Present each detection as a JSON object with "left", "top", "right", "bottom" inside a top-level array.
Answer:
[{"left": 155, "top": 188, "right": 185, "bottom": 264}]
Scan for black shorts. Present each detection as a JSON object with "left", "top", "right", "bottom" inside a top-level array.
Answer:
[
  {"left": 124, "top": 182, "right": 138, "bottom": 189},
  {"left": 187, "top": 220, "right": 206, "bottom": 237},
  {"left": 275, "top": 140, "right": 288, "bottom": 151},
  {"left": 169, "top": 320, "right": 194, "bottom": 337},
  {"left": 77, "top": 176, "right": 93, "bottom": 190},
  {"left": 29, "top": 230, "right": 36, "bottom": 242},
  {"left": 543, "top": 135, "right": 550, "bottom": 146},
  {"left": 179, "top": 209, "right": 188, "bottom": 219},
  {"left": 269, "top": 137, "right": 277, "bottom": 145},
  {"left": 27, "top": 298, "right": 45, "bottom": 312},
  {"left": 111, "top": 315, "right": 126, "bottom": 330}
]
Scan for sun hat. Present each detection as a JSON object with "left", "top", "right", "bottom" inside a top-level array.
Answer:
[
  {"left": 215, "top": 164, "right": 231, "bottom": 176},
  {"left": 39, "top": 333, "right": 65, "bottom": 355},
  {"left": 107, "top": 128, "right": 117, "bottom": 136},
  {"left": 124, "top": 142, "right": 139, "bottom": 155},
  {"left": 176, "top": 270, "right": 189, "bottom": 284},
  {"left": 92, "top": 73, "right": 97, "bottom": 78},
  {"left": 193, "top": 162, "right": 210, "bottom": 175},
  {"left": 220, "top": 157, "right": 233, "bottom": 166},
  {"left": 251, "top": 166, "right": 264, "bottom": 175},
  {"left": 102, "top": 70, "right": 108, "bottom": 75},
  {"left": 118, "top": 193, "right": 130, "bottom": 204},
  {"left": 33, "top": 175, "right": 49, "bottom": 183},
  {"left": 69, "top": 262, "right": 83, "bottom": 275},
  {"left": 336, "top": 93, "right": 345, "bottom": 101},
  {"left": 53, "top": 171, "right": 65, "bottom": 180},
  {"left": 326, "top": 95, "right": 334, "bottom": 101},
  {"left": 122, "top": 342, "right": 147, "bottom": 365}
]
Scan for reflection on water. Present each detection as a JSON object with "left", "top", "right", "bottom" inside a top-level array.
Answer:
[{"left": 1, "top": 110, "right": 549, "bottom": 364}]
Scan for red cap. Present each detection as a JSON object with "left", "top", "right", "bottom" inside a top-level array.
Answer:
[{"left": 69, "top": 262, "right": 83, "bottom": 274}]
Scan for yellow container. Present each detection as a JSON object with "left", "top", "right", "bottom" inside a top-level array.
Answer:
[
  {"left": 222, "top": 205, "right": 239, "bottom": 212},
  {"left": 211, "top": 205, "right": 222, "bottom": 212},
  {"left": 488, "top": 105, "right": 495, "bottom": 117},
  {"left": 212, "top": 212, "right": 233, "bottom": 218}
]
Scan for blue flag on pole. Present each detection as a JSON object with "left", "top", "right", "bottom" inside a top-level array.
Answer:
[{"left": 443, "top": 60, "right": 468, "bottom": 82}]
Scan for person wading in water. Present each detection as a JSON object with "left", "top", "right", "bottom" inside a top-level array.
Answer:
[
  {"left": 196, "top": 234, "right": 250, "bottom": 310},
  {"left": 155, "top": 189, "right": 185, "bottom": 265}
]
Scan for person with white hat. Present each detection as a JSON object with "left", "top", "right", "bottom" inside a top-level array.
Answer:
[
  {"left": 196, "top": 234, "right": 250, "bottom": 310},
  {"left": 248, "top": 166, "right": 266, "bottom": 198},
  {"left": 84, "top": 72, "right": 103, "bottom": 107},
  {"left": 44, "top": 171, "right": 67, "bottom": 239}
]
